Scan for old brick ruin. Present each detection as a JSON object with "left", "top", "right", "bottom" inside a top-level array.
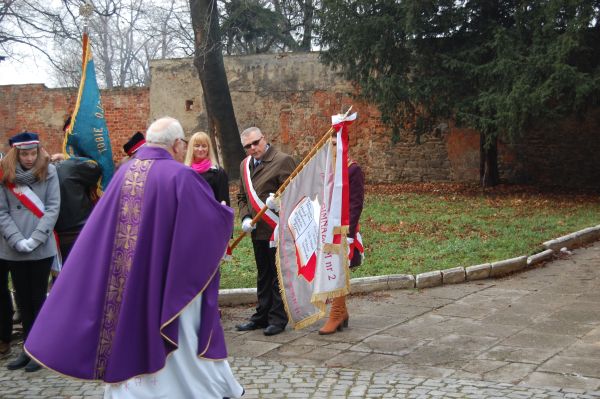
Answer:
[{"left": 0, "top": 52, "right": 598, "bottom": 187}]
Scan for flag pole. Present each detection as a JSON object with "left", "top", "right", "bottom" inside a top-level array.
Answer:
[
  {"left": 79, "top": 2, "right": 93, "bottom": 60},
  {"left": 65, "top": 1, "right": 93, "bottom": 156},
  {"left": 64, "top": 1, "right": 93, "bottom": 156},
  {"left": 229, "top": 106, "right": 353, "bottom": 253}
]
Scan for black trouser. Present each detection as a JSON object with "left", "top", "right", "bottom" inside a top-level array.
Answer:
[
  {"left": 0, "top": 260, "right": 13, "bottom": 343},
  {"left": 58, "top": 228, "right": 82, "bottom": 263},
  {"left": 249, "top": 240, "right": 287, "bottom": 328},
  {"left": 8, "top": 257, "right": 52, "bottom": 339}
]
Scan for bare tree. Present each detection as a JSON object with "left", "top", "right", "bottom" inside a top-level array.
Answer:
[
  {"left": 2, "top": 0, "right": 194, "bottom": 88},
  {"left": 61, "top": 0, "right": 193, "bottom": 88},
  {"left": 0, "top": 0, "right": 79, "bottom": 65},
  {"left": 3, "top": 0, "right": 321, "bottom": 87}
]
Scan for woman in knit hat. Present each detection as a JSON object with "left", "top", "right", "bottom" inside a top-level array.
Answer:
[{"left": 0, "top": 132, "right": 60, "bottom": 372}]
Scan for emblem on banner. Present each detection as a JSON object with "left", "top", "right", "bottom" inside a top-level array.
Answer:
[{"left": 287, "top": 196, "right": 321, "bottom": 282}]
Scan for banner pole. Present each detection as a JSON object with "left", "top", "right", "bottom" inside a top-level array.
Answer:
[{"left": 229, "top": 106, "right": 353, "bottom": 253}]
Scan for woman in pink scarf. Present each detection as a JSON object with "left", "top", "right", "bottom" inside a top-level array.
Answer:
[{"left": 184, "top": 132, "right": 230, "bottom": 206}]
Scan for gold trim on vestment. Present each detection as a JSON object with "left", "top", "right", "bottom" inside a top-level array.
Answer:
[
  {"left": 94, "top": 159, "right": 152, "bottom": 379},
  {"left": 160, "top": 262, "right": 220, "bottom": 348}
]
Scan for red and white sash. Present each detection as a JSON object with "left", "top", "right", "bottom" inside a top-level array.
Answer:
[
  {"left": 6, "top": 182, "right": 62, "bottom": 271},
  {"left": 355, "top": 231, "right": 364, "bottom": 254},
  {"left": 348, "top": 229, "right": 365, "bottom": 261},
  {"left": 6, "top": 183, "right": 45, "bottom": 217},
  {"left": 242, "top": 156, "right": 279, "bottom": 229}
]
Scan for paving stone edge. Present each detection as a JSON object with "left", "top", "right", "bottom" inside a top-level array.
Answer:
[{"left": 218, "top": 224, "right": 600, "bottom": 306}]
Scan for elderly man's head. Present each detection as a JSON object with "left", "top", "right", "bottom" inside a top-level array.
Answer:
[{"left": 146, "top": 117, "right": 187, "bottom": 162}]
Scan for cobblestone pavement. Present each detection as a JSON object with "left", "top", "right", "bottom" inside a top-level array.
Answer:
[
  {"left": 2, "top": 242, "right": 600, "bottom": 398},
  {"left": 2, "top": 356, "right": 600, "bottom": 398}
]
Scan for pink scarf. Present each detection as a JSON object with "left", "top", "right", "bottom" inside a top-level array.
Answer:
[{"left": 191, "top": 158, "right": 212, "bottom": 174}]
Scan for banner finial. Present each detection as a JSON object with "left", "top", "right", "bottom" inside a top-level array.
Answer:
[{"left": 79, "top": 2, "right": 94, "bottom": 33}]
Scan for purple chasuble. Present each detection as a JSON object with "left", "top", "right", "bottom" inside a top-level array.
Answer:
[{"left": 25, "top": 146, "right": 234, "bottom": 383}]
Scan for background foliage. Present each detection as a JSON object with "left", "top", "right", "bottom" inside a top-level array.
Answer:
[{"left": 318, "top": 1, "right": 600, "bottom": 185}]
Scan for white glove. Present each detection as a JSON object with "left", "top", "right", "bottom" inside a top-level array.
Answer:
[
  {"left": 15, "top": 239, "right": 34, "bottom": 253},
  {"left": 24, "top": 237, "right": 42, "bottom": 251},
  {"left": 346, "top": 237, "right": 355, "bottom": 245},
  {"left": 242, "top": 217, "right": 256, "bottom": 233},
  {"left": 265, "top": 193, "right": 280, "bottom": 212}
]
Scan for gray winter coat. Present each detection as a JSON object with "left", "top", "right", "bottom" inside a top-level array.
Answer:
[{"left": 0, "top": 164, "right": 60, "bottom": 261}]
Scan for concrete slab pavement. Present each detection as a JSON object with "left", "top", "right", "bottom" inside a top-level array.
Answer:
[{"left": 2, "top": 242, "right": 600, "bottom": 398}]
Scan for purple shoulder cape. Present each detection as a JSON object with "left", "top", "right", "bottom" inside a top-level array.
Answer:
[{"left": 25, "top": 146, "right": 233, "bottom": 383}]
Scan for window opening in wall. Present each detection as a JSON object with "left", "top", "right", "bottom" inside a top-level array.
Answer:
[{"left": 185, "top": 100, "right": 193, "bottom": 111}]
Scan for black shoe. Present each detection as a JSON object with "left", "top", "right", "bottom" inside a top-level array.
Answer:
[
  {"left": 7, "top": 351, "right": 30, "bottom": 370},
  {"left": 263, "top": 325, "right": 285, "bottom": 336},
  {"left": 0, "top": 341, "right": 11, "bottom": 359},
  {"left": 235, "top": 321, "right": 266, "bottom": 331},
  {"left": 24, "top": 359, "right": 42, "bottom": 372}
]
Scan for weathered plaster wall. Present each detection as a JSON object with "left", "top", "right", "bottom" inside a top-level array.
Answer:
[{"left": 150, "top": 53, "right": 461, "bottom": 183}]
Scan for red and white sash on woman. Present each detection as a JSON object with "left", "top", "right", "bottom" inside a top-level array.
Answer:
[
  {"left": 5, "top": 182, "right": 62, "bottom": 272},
  {"left": 349, "top": 229, "right": 365, "bottom": 262},
  {"left": 6, "top": 183, "right": 45, "bottom": 217}
]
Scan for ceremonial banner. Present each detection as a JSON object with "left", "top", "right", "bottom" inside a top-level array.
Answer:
[
  {"left": 63, "top": 33, "right": 114, "bottom": 193},
  {"left": 277, "top": 112, "right": 357, "bottom": 329}
]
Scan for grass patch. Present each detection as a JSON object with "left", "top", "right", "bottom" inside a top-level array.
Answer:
[{"left": 221, "top": 184, "right": 600, "bottom": 289}]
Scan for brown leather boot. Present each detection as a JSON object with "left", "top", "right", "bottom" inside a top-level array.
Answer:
[
  {"left": 340, "top": 296, "right": 349, "bottom": 328},
  {"left": 318, "top": 296, "right": 348, "bottom": 335}
]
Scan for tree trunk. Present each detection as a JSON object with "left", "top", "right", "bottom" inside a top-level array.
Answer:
[
  {"left": 299, "top": 0, "right": 314, "bottom": 51},
  {"left": 189, "top": 0, "right": 245, "bottom": 179},
  {"left": 479, "top": 133, "right": 499, "bottom": 187}
]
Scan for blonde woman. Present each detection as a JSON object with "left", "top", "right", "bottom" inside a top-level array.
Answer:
[
  {"left": 0, "top": 132, "right": 60, "bottom": 372},
  {"left": 184, "top": 132, "right": 230, "bottom": 206}
]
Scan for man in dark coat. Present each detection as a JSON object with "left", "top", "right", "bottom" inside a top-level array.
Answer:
[
  {"left": 236, "top": 127, "right": 296, "bottom": 336},
  {"left": 51, "top": 155, "right": 101, "bottom": 261}
]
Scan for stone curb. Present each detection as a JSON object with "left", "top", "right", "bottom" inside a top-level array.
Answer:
[
  {"left": 441, "top": 266, "right": 466, "bottom": 284},
  {"left": 490, "top": 255, "right": 528, "bottom": 277},
  {"left": 465, "top": 263, "right": 491, "bottom": 281},
  {"left": 527, "top": 248, "right": 554, "bottom": 266},
  {"left": 218, "top": 225, "right": 598, "bottom": 306},
  {"left": 542, "top": 225, "right": 600, "bottom": 251},
  {"left": 415, "top": 270, "right": 442, "bottom": 289}
]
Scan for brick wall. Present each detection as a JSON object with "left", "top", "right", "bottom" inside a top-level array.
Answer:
[
  {"left": 0, "top": 84, "right": 149, "bottom": 161},
  {"left": 508, "top": 109, "right": 600, "bottom": 187},
  {"left": 1, "top": 52, "right": 598, "bottom": 188}
]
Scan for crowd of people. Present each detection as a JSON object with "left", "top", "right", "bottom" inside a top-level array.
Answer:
[{"left": 0, "top": 116, "right": 364, "bottom": 397}]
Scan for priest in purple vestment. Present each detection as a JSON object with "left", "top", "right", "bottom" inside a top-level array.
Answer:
[{"left": 24, "top": 117, "right": 244, "bottom": 398}]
